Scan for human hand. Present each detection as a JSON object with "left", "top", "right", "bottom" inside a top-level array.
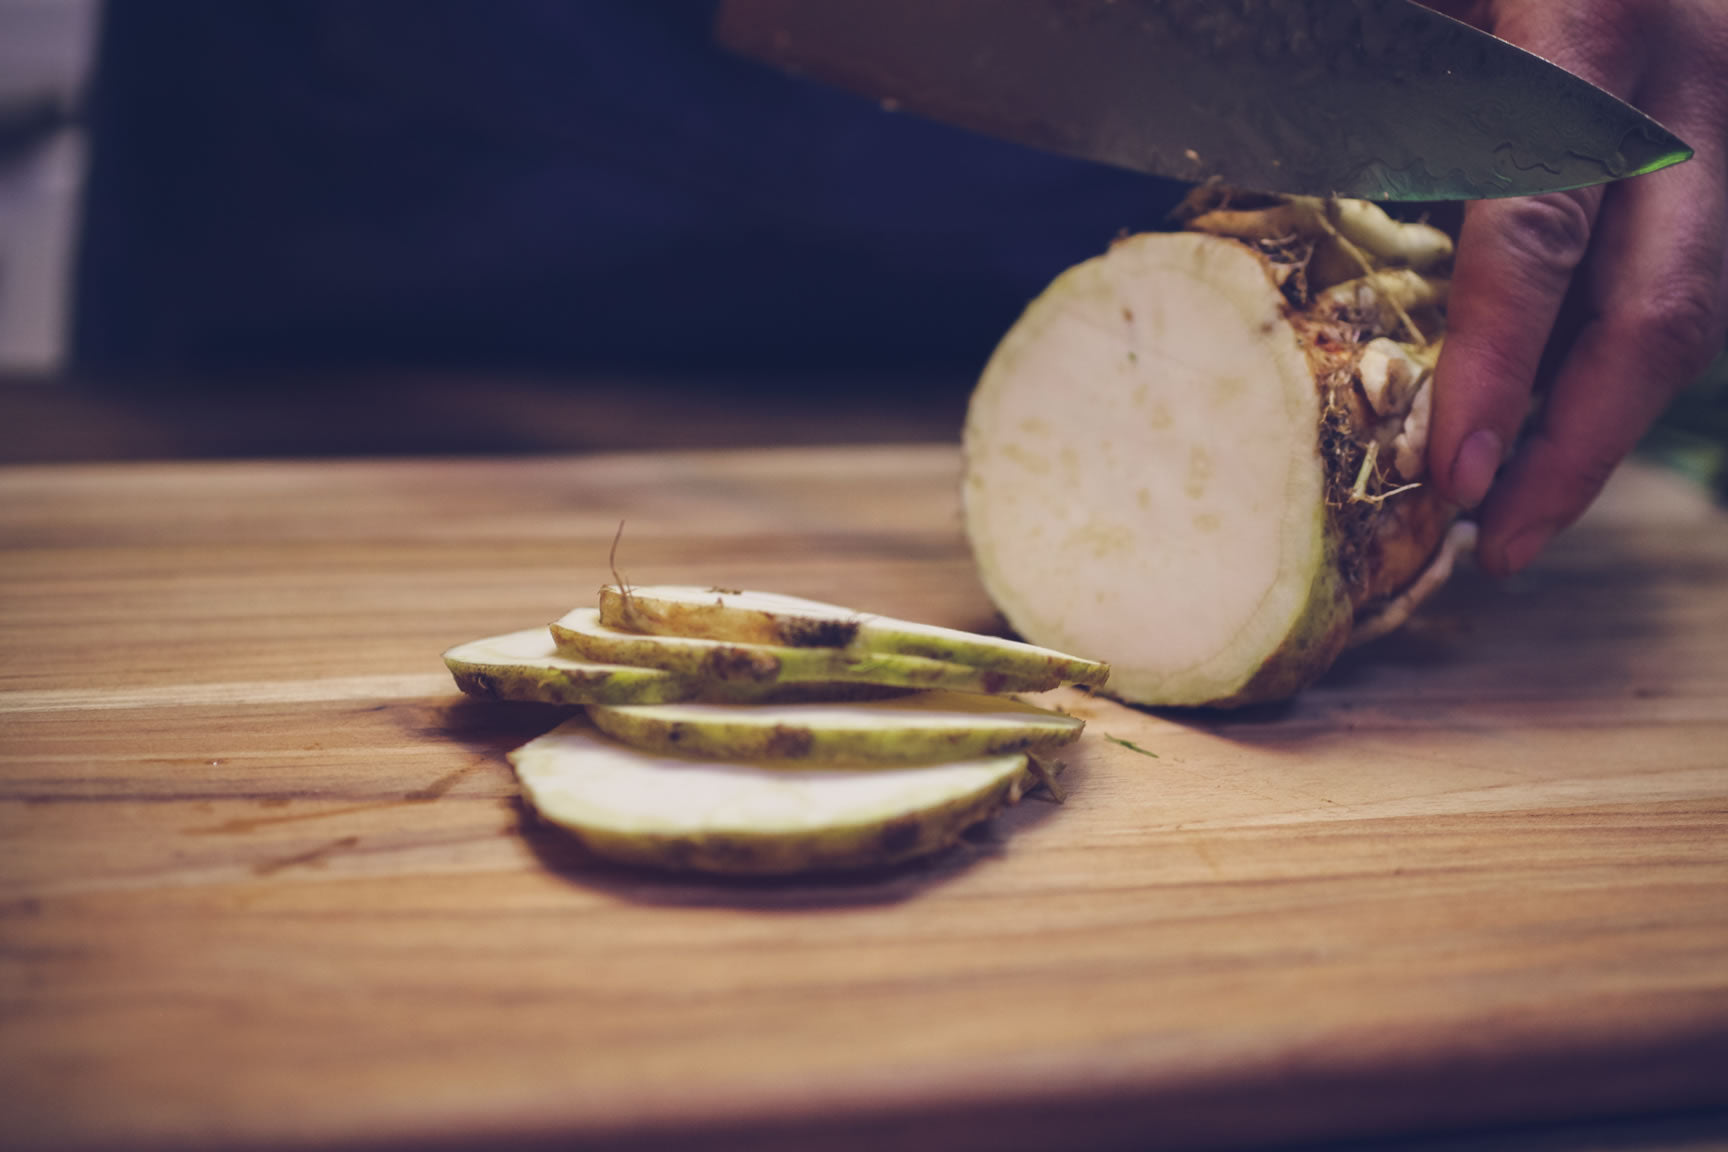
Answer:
[{"left": 1422, "top": 0, "right": 1728, "bottom": 575}]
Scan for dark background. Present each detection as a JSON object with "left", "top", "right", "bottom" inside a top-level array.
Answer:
[{"left": 72, "top": 0, "right": 1187, "bottom": 386}]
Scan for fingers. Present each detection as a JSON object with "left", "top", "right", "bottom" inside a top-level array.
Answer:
[
  {"left": 1473, "top": 103, "right": 1728, "bottom": 574},
  {"left": 1429, "top": 187, "right": 1605, "bottom": 512},
  {"left": 1425, "top": 0, "right": 1648, "bottom": 515},
  {"left": 1424, "top": 0, "right": 1728, "bottom": 574}
]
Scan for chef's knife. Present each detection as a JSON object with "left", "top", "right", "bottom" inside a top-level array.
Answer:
[{"left": 716, "top": 0, "right": 1691, "bottom": 201}]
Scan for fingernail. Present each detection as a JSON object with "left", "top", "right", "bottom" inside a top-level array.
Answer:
[
  {"left": 1451, "top": 429, "right": 1503, "bottom": 510},
  {"left": 1502, "top": 521, "right": 1556, "bottom": 575}
]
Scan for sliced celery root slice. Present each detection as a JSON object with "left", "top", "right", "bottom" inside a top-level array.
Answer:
[
  {"left": 511, "top": 720, "right": 1045, "bottom": 874},
  {"left": 444, "top": 628, "right": 912, "bottom": 706},
  {"left": 588, "top": 689, "right": 1083, "bottom": 764},
  {"left": 552, "top": 608, "right": 1059, "bottom": 695},
  {"left": 598, "top": 584, "right": 1109, "bottom": 688},
  {"left": 442, "top": 629, "right": 696, "bottom": 706}
]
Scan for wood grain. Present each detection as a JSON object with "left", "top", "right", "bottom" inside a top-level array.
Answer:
[{"left": 1, "top": 447, "right": 1726, "bottom": 1152}]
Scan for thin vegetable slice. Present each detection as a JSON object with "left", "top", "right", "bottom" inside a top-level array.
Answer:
[
  {"left": 588, "top": 689, "right": 1083, "bottom": 765},
  {"left": 510, "top": 719, "right": 1046, "bottom": 874},
  {"left": 443, "top": 629, "right": 697, "bottom": 706},
  {"left": 552, "top": 609, "right": 1060, "bottom": 695},
  {"left": 444, "top": 628, "right": 913, "bottom": 706},
  {"left": 599, "top": 584, "right": 1109, "bottom": 688}
]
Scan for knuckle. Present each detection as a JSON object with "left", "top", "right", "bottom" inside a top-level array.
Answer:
[
  {"left": 1574, "top": 0, "right": 1646, "bottom": 51},
  {"left": 1623, "top": 278, "right": 1727, "bottom": 385},
  {"left": 1493, "top": 194, "right": 1596, "bottom": 288}
]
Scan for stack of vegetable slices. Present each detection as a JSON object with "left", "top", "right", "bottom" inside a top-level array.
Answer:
[{"left": 443, "top": 585, "right": 1109, "bottom": 875}]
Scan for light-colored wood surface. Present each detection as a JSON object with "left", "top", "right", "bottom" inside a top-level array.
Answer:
[{"left": 2, "top": 446, "right": 1726, "bottom": 1152}]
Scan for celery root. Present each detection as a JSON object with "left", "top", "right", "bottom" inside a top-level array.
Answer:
[{"left": 963, "top": 193, "right": 1461, "bottom": 708}]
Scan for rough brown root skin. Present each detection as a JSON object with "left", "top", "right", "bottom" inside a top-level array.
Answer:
[
  {"left": 1360, "top": 484, "right": 1457, "bottom": 606},
  {"left": 1351, "top": 521, "right": 1478, "bottom": 646}
]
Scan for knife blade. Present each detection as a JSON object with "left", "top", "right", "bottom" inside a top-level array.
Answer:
[{"left": 716, "top": 0, "right": 1692, "bottom": 201}]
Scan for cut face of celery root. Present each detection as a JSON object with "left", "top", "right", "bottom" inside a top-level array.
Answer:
[
  {"left": 511, "top": 720, "right": 1044, "bottom": 874},
  {"left": 589, "top": 690, "right": 1083, "bottom": 764},
  {"left": 964, "top": 194, "right": 1459, "bottom": 708},
  {"left": 552, "top": 608, "right": 1061, "bottom": 695},
  {"left": 598, "top": 585, "right": 1109, "bottom": 688}
]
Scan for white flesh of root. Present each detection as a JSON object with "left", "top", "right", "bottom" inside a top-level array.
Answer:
[
  {"left": 552, "top": 608, "right": 1061, "bottom": 695},
  {"left": 964, "top": 202, "right": 1460, "bottom": 708},
  {"left": 597, "top": 584, "right": 1109, "bottom": 688},
  {"left": 589, "top": 690, "right": 1083, "bottom": 765},
  {"left": 511, "top": 720, "right": 1044, "bottom": 874},
  {"left": 966, "top": 233, "right": 1336, "bottom": 707}
]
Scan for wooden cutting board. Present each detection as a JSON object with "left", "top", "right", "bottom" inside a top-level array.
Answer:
[{"left": 2, "top": 446, "right": 1725, "bottom": 1152}]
